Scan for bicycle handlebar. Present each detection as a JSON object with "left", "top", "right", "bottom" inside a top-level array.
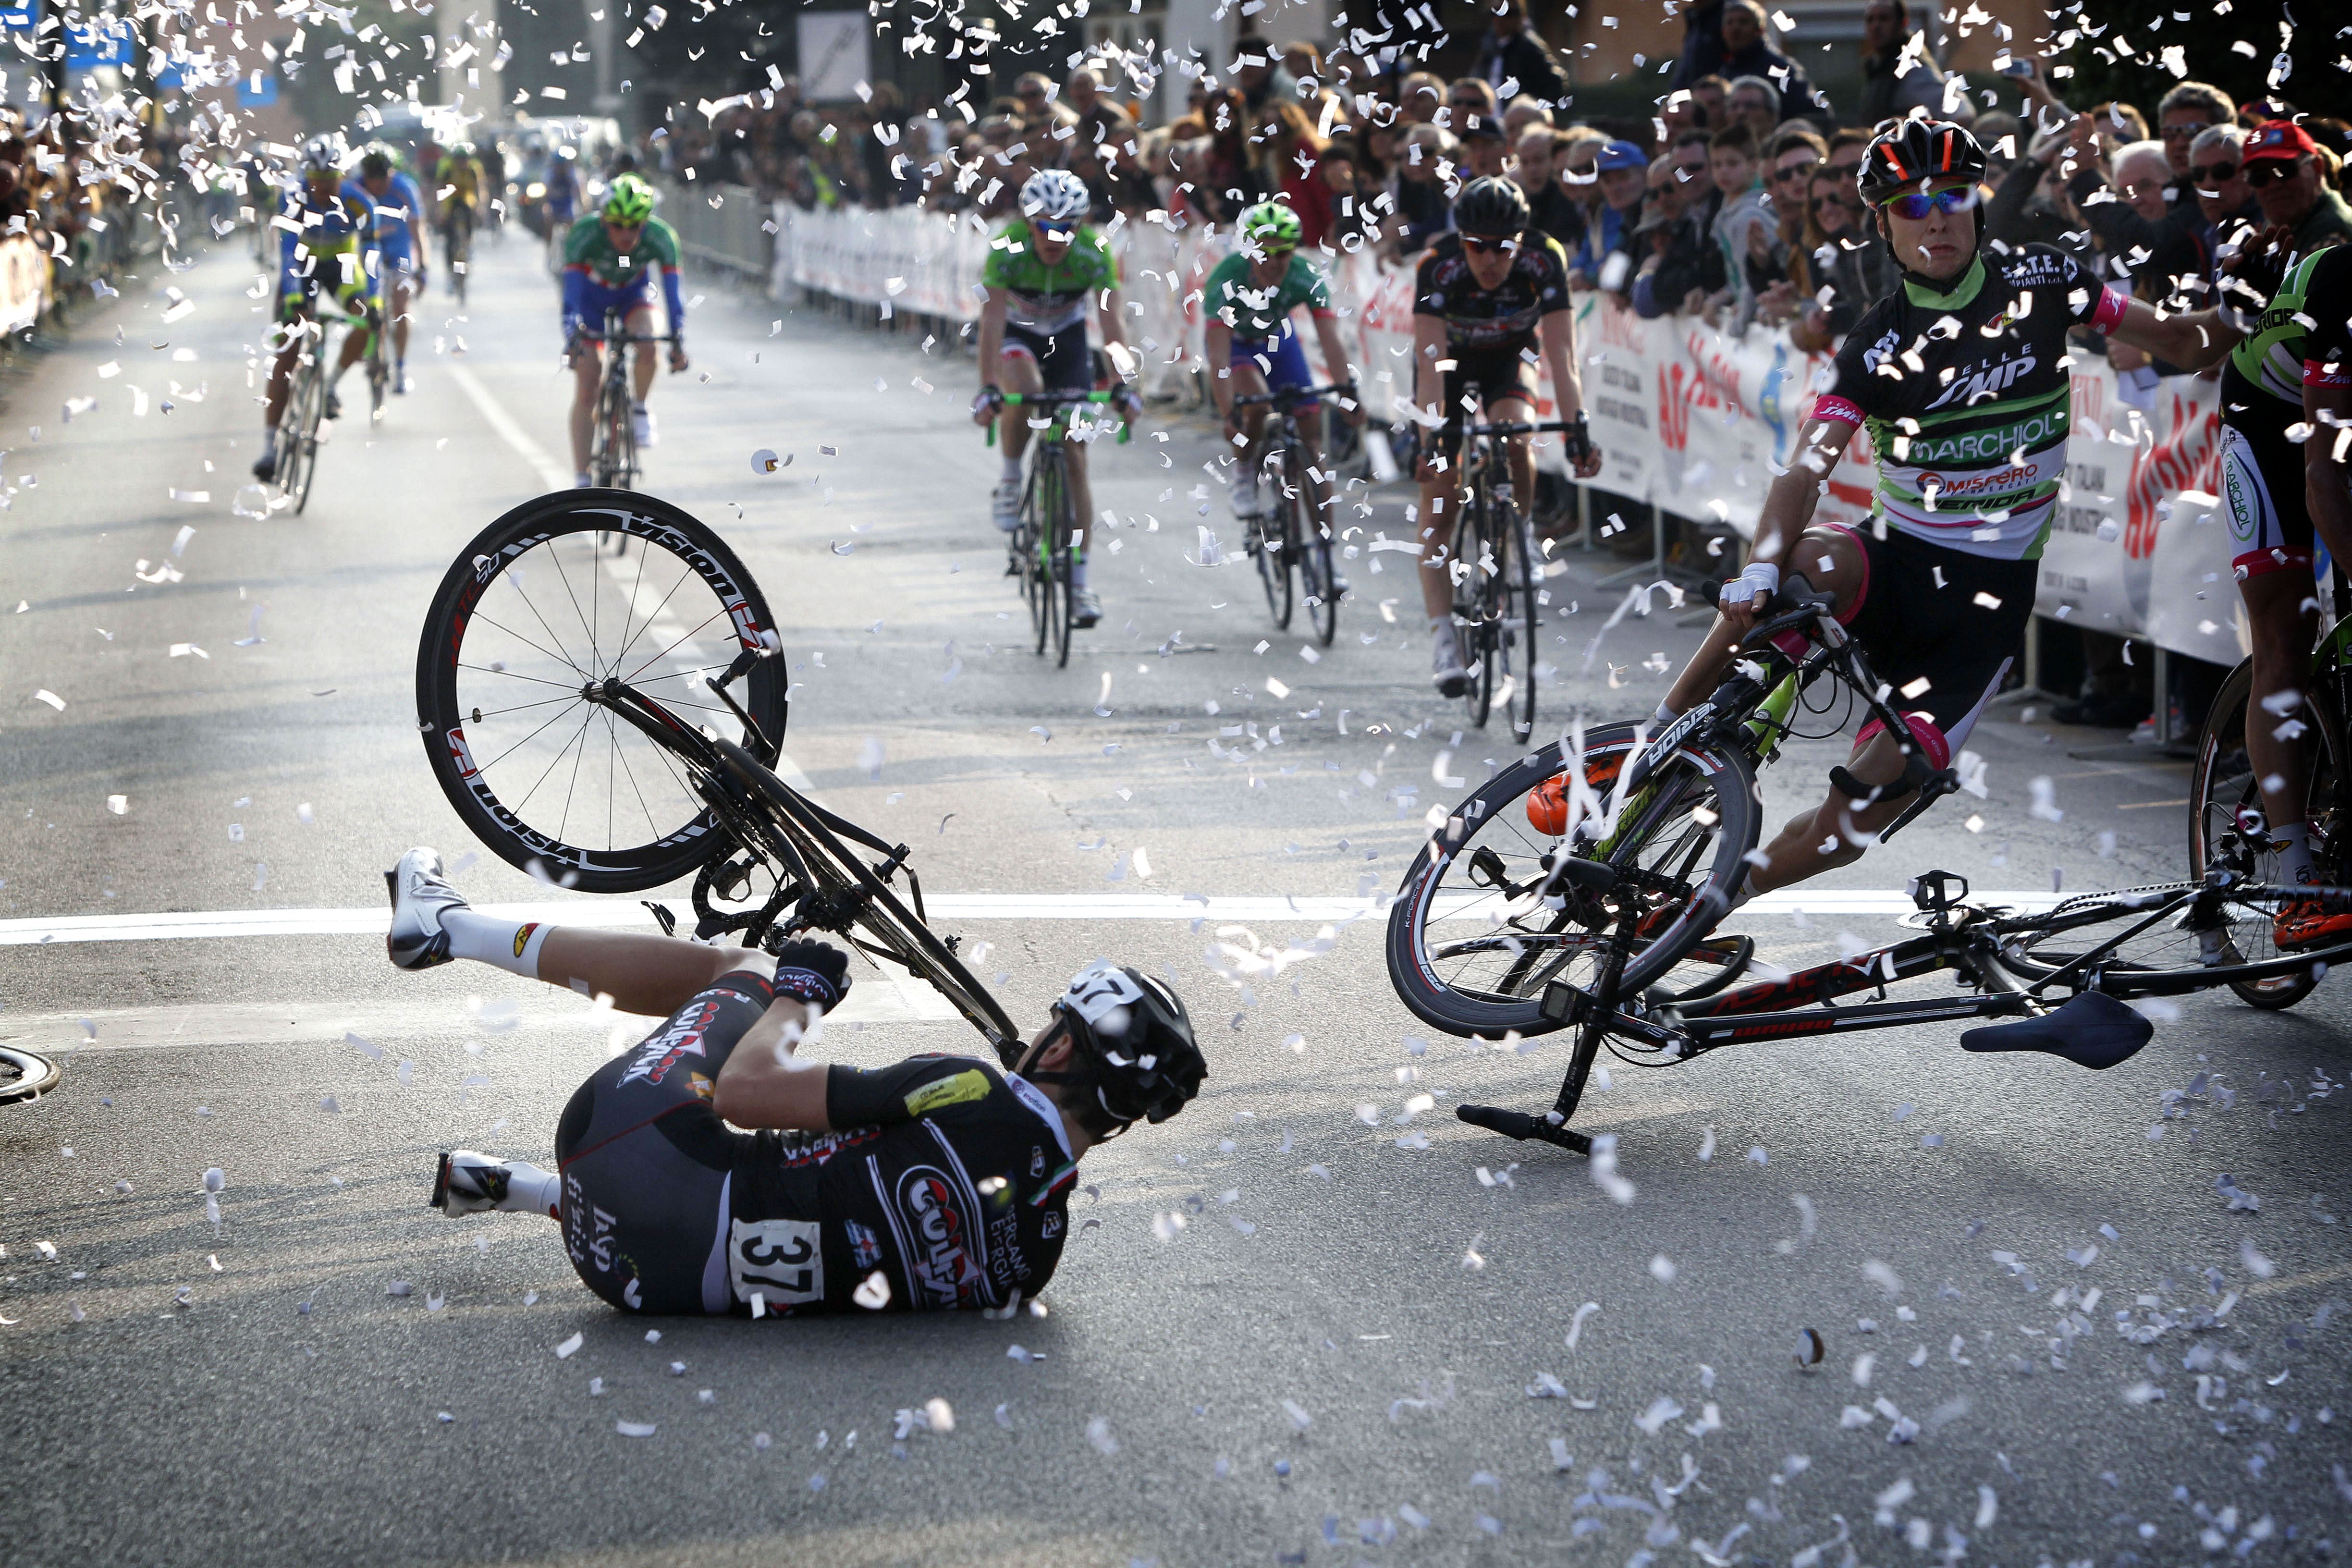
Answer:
[
  {"left": 1233, "top": 382, "right": 1354, "bottom": 408},
  {"left": 1465, "top": 417, "right": 1584, "bottom": 438},
  {"left": 982, "top": 388, "right": 1133, "bottom": 446}
]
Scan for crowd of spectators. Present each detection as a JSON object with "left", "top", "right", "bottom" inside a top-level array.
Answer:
[{"left": 649, "top": 0, "right": 2352, "bottom": 364}]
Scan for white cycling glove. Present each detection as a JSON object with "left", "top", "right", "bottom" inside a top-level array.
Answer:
[{"left": 1722, "top": 561, "right": 1780, "bottom": 613}]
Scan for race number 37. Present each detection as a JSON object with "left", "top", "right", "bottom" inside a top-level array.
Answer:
[
  {"left": 1064, "top": 960, "right": 1143, "bottom": 1027},
  {"left": 729, "top": 1217, "right": 824, "bottom": 1307}
]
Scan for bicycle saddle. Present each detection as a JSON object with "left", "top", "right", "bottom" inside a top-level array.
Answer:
[{"left": 1958, "top": 991, "right": 2152, "bottom": 1071}]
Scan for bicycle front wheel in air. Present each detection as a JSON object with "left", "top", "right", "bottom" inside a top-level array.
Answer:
[
  {"left": 1385, "top": 721, "right": 1760, "bottom": 1038},
  {"left": 415, "top": 490, "right": 788, "bottom": 894},
  {"left": 1296, "top": 461, "right": 1337, "bottom": 648}
]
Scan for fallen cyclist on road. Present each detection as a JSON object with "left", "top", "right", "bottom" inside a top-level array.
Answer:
[{"left": 384, "top": 848, "right": 1206, "bottom": 1316}]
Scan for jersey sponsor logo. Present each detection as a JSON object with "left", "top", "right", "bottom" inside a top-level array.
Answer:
[
  {"left": 768, "top": 1125, "right": 880, "bottom": 1168},
  {"left": 1924, "top": 352, "right": 2037, "bottom": 411},
  {"left": 1040, "top": 1210, "right": 1063, "bottom": 1240},
  {"left": 987, "top": 1210, "right": 1033, "bottom": 1288},
  {"left": 2000, "top": 251, "right": 2075, "bottom": 289},
  {"left": 617, "top": 998, "right": 720, "bottom": 1088},
  {"left": 729, "top": 1217, "right": 824, "bottom": 1308},
  {"left": 904, "top": 1068, "right": 993, "bottom": 1117},
  {"left": 894, "top": 1164, "right": 989, "bottom": 1310},
  {"left": 1902, "top": 406, "right": 2066, "bottom": 466},
  {"left": 1859, "top": 325, "right": 1903, "bottom": 377},
  {"left": 1030, "top": 1145, "right": 1046, "bottom": 1177},
  {"left": 844, "top": 1219, "right": 883, "bottom": 1270},
  {"left": 1911, "top": 459, "right": 2040, "bottom": 501},
  {"left": 513, "top": 921, "right": 539, "bottom": 958}
]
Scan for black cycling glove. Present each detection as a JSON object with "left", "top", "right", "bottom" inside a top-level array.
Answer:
[{"left": 771, "top": 939, "right": 852, "bottom": 1008}]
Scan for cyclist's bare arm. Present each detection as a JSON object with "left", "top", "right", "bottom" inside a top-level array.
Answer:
[
  {"left": 1664, "top": 413, "right": 1858, "bottom": 714},
  {"left": 1311, "top": 311, "right": 1364, "bottom": 425},
  {"left": 2309, "top": 372, "right": 2352, "bottom": 563},
  {"left": 709, "top": 997, "right": 829, "bottom": 1130},
  {"left": 2106, "top": 300, "right": 2241, "bottom": 373},
  {"left": 1409, "top": 314, "right": 1448, "bottom": 462},
  {"left": 973, "top": 288, "right": 1009, "bottom": 422},
  {"left": 1536, "top": 308, "right": 1601, "bottom": 477}
]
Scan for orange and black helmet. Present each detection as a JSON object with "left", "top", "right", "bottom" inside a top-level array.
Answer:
[{"left": 1857, "top": 117, "right": 1986, "bottom": 207}]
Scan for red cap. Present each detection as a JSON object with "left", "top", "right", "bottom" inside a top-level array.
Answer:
[{"left": 2242, "top": 120, "right": 2318, "bottom": 167}]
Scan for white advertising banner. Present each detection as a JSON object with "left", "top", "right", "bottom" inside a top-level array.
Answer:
[
  {"left": 795, "top": 12, "right": 871, "bottom": 106},
  {"left": 775, "top": 205, "right": 2241, "bottom": 662}
]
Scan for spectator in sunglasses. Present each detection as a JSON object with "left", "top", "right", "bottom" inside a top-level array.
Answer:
[
  {"left": 1785, "top": 168, "right": 1896, "bottom": 351},
  {"left": 2240, "top": 120, "right": 2352, "bottom": 248}
]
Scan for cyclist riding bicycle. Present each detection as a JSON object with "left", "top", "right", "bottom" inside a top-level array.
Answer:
[
  {"left": 1635, "top": 118, "right": 2237, "bottom": 910},
  {"left": 383, "top": 848, "right": 1206, "bottom": 1317},
  {"left": 435, "top": 138, "right": 486, "bottom": 288},
  {"left": 251, "top": 137, "right": 383, "bottom": 481},
  {"left": 347, "top": 143, "right": 427, "bottom": 395},
  {"left": 2212, "top": 225, "right": 2352, "bottom": 947},
  {"left": 561, "top": 173, "right": 689, "bottom": 487},
  {"left": 1411, "top": 175, "right": 1605, "bottom": 697},
  {"left": 1204, "top": 199, "right": 1366, "bottom": 525},
  {"left": 971, "top": 168, "right": 1140, "bottom": 631},
  {"left": 542, "top": 144, "right": 582, "bottom": 271}
]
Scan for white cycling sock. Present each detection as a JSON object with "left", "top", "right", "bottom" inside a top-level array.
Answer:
[
  {"left": 1000, "top": 454, "right": 1022, "bottom": 484},
  {"left": 1652, "top": 701, "right": 1679, "bottom": 728},
  {"left": 475, "top": 1157, "right": 561, "bottom": 1218},
  {"left": 441, "top": 904, "right": 555, "bottom": 979},
  {"left": 2273, "top": 821, "right": 2317, "bottom": 884}
]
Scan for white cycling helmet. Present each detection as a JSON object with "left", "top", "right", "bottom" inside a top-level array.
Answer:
[{"left": 1019, "top": 169, "right": 1091, "bottom": 225}]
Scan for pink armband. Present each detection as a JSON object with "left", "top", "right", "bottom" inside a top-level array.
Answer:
[
  {"left": 2307, "top": 357, "right": 2352, "bottom": 389},
  {"left": 1812, "top": 394, "right": 1864, "bottom": 427},
  {"left": 2091, "top": 285, "right": 2129, "bottom": 332}
]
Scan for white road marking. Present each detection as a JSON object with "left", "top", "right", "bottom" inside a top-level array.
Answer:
[
  {"left": 0, "top": 889, "right": 2066, "bottom": 948},
  {"left": 448, "top": 363, "right": 573, "bottom": 491}
]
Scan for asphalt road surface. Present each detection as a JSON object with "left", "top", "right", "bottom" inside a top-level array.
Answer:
[{"left": 2, "top": 231, "right": 2348, "bottom": 1568}]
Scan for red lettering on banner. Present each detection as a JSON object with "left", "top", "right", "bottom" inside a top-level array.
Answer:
[
  {"left": 1597, "top": 296, "right": 1642, "bottom": 353},
  {"left": 1683, "top": 328, "right": 1745, "bottom": 411},
  {"left": 2070, "top": 373, "right": 2103, "bottom": 430},
  {"left": 2122, "top": 391, "right": 2221, "bottom": 562}
]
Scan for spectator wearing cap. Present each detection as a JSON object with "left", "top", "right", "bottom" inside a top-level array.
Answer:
[
  {"left": 1471, "top": 0, "right": 1567, "bottom": 109},
  {"left": 1707, "top": 1, "right": 1831, "bottom": 125},
  {"left": 1568, "top": 139, "right": 1648, "bottom": 289},
  {"left": 2242, "top": 120, "right": 2352, "bottom": 247},
  {"left": 1855, "top": 0, "right": 1947, "bottom": 125}
]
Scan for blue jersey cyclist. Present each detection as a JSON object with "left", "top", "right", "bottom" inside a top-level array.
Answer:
[
  {"left": 252, "top": 136, "right": 382, "bottom": 481},
  {"left": 561, "top": 173, "right": 689, "bottom": 486},
  {"left": 381, "top": 847, "right": 1208, "bottom": 1318},
  {"left": 347, "top": 143, "right": 427, "bottom": 395},
  {"left": 1202, "top": 200, "right": 1366, "bottom": 526}
]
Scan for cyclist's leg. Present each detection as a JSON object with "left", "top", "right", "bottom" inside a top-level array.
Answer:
[
  {"left": 625, "top": 299, "right": 660, "bottom": 405},
  {"left": 568, "top": 336, "right": 602, "bottom": 475},
  {"left": 1228, "top": 352, "right": 1271, "bottom": 457},
  {"left": 995, "top": 330, "right": 1047, "bottom": 466},
  {"left": 1490, "top": 358, "right": 1541, "bottom": 502},
  {"left": 1663, "top": 522, "right": 1870, "bottom": 718},
  {"left": 552, "top": 970, "right": 775, "bottom": 1313},
  {"left": 1034, "top": 323, "right": 1100, "bottom": 586},
  {"left": 1415, "top": 357, "right": 1482, "bottom": 626},
  {"left": 260, "top": 318, "right": 300, "bottom": 428},
  {"left": 389, "top": 260, "right": 415, "bottom": 365},
  {"left": 2223, "top": 419, "right": 2323, "bottom": 879}
]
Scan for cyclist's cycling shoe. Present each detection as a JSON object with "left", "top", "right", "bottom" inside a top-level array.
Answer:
[
  {"left": 431, "top": 1151, "right": 511, "bottom": 1214},
  {"left": 631, "top": 404, "right": 657, "bottom": 447},
  {"left": 385, "top": 845, "right": 466, "bottom": 969},
  {"left": 1231, "top": 473, "right": 1262, "bottom": 518},
  {"left": 574, "top": 471, "right": 594, "bottom": 489},
  {"left": 395, "top": 365, "right": 412, "bottom": 395},
  {"left": 1960, "top": 991, "right": 2151, "bottom": 1071},
  {"left": 1430, "top": 623, "right": 1469, "bottom": 699},
  {"left": 1071, "top": 587, "right": 1104, "bottom": 628},
  {"left": 323, "top": 391, "right": 342, "bottom": 422},
  {"left": 991, "top": 479, "right": 1022, "bottom": 533},
  {"left": 251, "top": 447, "right": 277, "bottom": 482},
  {"left": 2273, "top": 894, "right": 2352, "bottom": 951}
]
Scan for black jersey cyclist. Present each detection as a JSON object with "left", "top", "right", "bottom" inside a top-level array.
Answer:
[
  {"left": 2212, "top": 240, "right": 2352, "bottom": 946},
  {"left": 1411, "top": 176, "right": 1605, "bottom": 697},
  {"left": 385, "top": 848, "right": 1205, "bottom": 1316},
  {"left": 1646, "top": 119, "right": 2236, "bottom": 907},
  {"left": 971, "top": 169, "right": 1139, "bottom": 631}
]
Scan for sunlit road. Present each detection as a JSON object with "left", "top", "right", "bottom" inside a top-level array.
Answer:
[{"left": 2, "top": 231, "right": 2347, "bottom": 1567}]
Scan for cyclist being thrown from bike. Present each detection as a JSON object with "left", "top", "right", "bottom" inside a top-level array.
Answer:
[
  {"left": 1205, "top": 200, "right": 1365, "bottom": 524},
  {"left": 1411, "top": 175, "right": 1605, "bottom": 697},
  {"left": 1632, "top": 119, "right": 2237, "bottom": 910},
  {"left": 435, "top": 138, "right": 486, "bottom": 289},
  {"left": 2213, "top": 214, "right": 2352, "bottom": 947},
  {"left": 971, "top": 169, "right": 1142, "bottom": 630},
  {"left": 347, "top": 143, "right": 428, "bottom": 395},
  {"left": 561, "top": 173, "right": 689, "bottom": 487},
  {"left": 382, "top": 848, "right": 1206, "bottom": 1316},
  {"left": 251, "top": 137, "right": 383, "bottom": 481}
]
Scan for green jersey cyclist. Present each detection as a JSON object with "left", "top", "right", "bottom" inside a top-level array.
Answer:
[
  {"left": 971, "top": 169, "right": 1140, "bottom": 630},
  {"left": 1410, "top": 176, "right": 1605, "bottom": 696},
  {"left": 561, "top": 173, "right": 689, "bottom": 487},
  {"left": 383, "top": 847, "right": 1206, "bottom": 1317},
  {"left": 1629, "top": 119, "right": 2237, "bottom": 909}
]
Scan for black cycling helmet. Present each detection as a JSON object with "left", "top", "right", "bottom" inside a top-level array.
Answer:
[
  {"left": 1856, "top": 116, "right": 1986, "bottom": 207},
  {"left": 1040, "top": 961, "right": 1206, "bottom": 1132},
  {"left": 1453, "top": 174, "right": 1530, "bottom": 239},
  {"left": 359, "top": 147, "right": 392, "bottom": 180}
]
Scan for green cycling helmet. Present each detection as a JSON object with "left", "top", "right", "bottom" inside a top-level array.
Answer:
[
  {"left": 602, "top": 173, "right": 656, "bottom": 224},
  {"left": 1238, "top": 200, "right": 1302, "bottom": 253}
]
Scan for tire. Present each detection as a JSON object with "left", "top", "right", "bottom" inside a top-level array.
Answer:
[
  {"left": 1256, "top": 447, "right": 1294, "bottom": 631},
  {"left": 0, "top": 1043, "right": 61, "bottom": 1103},
  {"left": 1503, "top": 510, "right": 1540, "bottom": 745},
  {"left": 1385, "top": 721, "right": 1762, "bottom": 1038},
  {"left": 1997, "top": 881, "right": 2338, "bottom": 1000},
  {"left": 711, "top": 737, "right": 1025, "bottom": 1064},
  {"left": 1052, "top": 474, "right": 1077, "bottom": 669},
  {"left": 1298, "top": 462, "right": 1337, "bottom": 647},
  {"left": 415, "top": 490, "right": 788, "bottom": 893},
  {"left": 288, "top": 356, "right": 324, "bottom": 515},
  {"left": 1029, "top": 459, "right": 1057, "bottom": 657},
  {"left": 2187, "top": 656, "right": 2343, "bottom": 1008},
  {"left": 1456, "top": 494, "right": 1494, "bottom": 729}
]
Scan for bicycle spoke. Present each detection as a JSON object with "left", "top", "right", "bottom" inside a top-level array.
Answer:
[
  {"left": 622, "top": 603, "right": 734, "bottom": 686},
  {"left": 456, "top": 691, "right": 583, "bottom": 724},
  {"left": 546, "top": 537, "right": 609, "bottom": 678},
  {"left": 475, "top": 697, "right": 594, "bottom": 776},
  {"left": 495, "top": 567, "right": 596, "bottom": 681},
  {"left": 457, "top": 662, "right": 590, "bottom": 696},
  {"left": 607, "top": 555, "right": 705, "bottom": 674},
  {"left": 509, "top": 708, "right": 599, "bottom": 819}
]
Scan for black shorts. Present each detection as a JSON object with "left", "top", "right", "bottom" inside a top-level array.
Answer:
[
  {"left": 2219, "top": 411, "right": 2311, "bottom": 579},
  {"left": 1436, "top": 344, "right": 1538, "bottom": 458},
  {"left": 554, "top": 971, "right": 773, "bottom": 1314},
  {"left": 1004, "top": 322, "right": 1094, "bottom": 393},
  {"left": 1828, "top": 524, "right": 2034, "bottom": 765}
]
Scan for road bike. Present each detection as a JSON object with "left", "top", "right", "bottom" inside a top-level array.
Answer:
[
  {"left": 576, "top": 310, "right": 678, "bottom": 494},
  {"left": 443, "top": 202, "right": 475, "bottom": 305},
  {"left": 1236, "top": 383, "right": 1348, "bottom": 648},
  {"left": 987, "top": 389, "right": 1128, "bottom": 670},
  {"left": 414, "top": 491, "right": 1023, "bottom": 1061},
  {"left": 1384, "top": 578, "right": 2352, "bottom": 1156},
  {"left": 264, "top": 291, "right": 380, "bottom": 514},
  {"left": 2187, "top": 565, "right": 2352, "bottom": 1010},
  {"left": 1448, "top": 413, "right": 1582, "bottom": 744}
]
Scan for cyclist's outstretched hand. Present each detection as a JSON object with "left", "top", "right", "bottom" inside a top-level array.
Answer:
[
  {"left": 1338, "top": 384, "right": 1367, "bottom": 428},
  {"left": 1115, "top": 386, "right": 1144, "bottom": 425},
  {"left": 667, "top": 343, "right": 690, "bottom": 375},
  {"left": 1718, "top": 560, "right": 1779, "bottom": 635},
  {"left": 971, "top": 386, "right": 1002, "bottom": 428}
]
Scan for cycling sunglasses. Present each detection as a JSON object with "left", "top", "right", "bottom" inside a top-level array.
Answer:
[
  {"left": 2245, "top": 159, "right": 2305, "bottom": 187},
  {"left": 1459, "top": 234, "right": 1520, "bottom": 255},
  {"left": 2190, "top": 160, "right": 2240, "bottom": 184},
  {"left": 1879, "top": 184, "right": 1980, "bottom": 220},
  {"left": 1033, "top": 220, "right": 1079, "bottom": 238}
]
